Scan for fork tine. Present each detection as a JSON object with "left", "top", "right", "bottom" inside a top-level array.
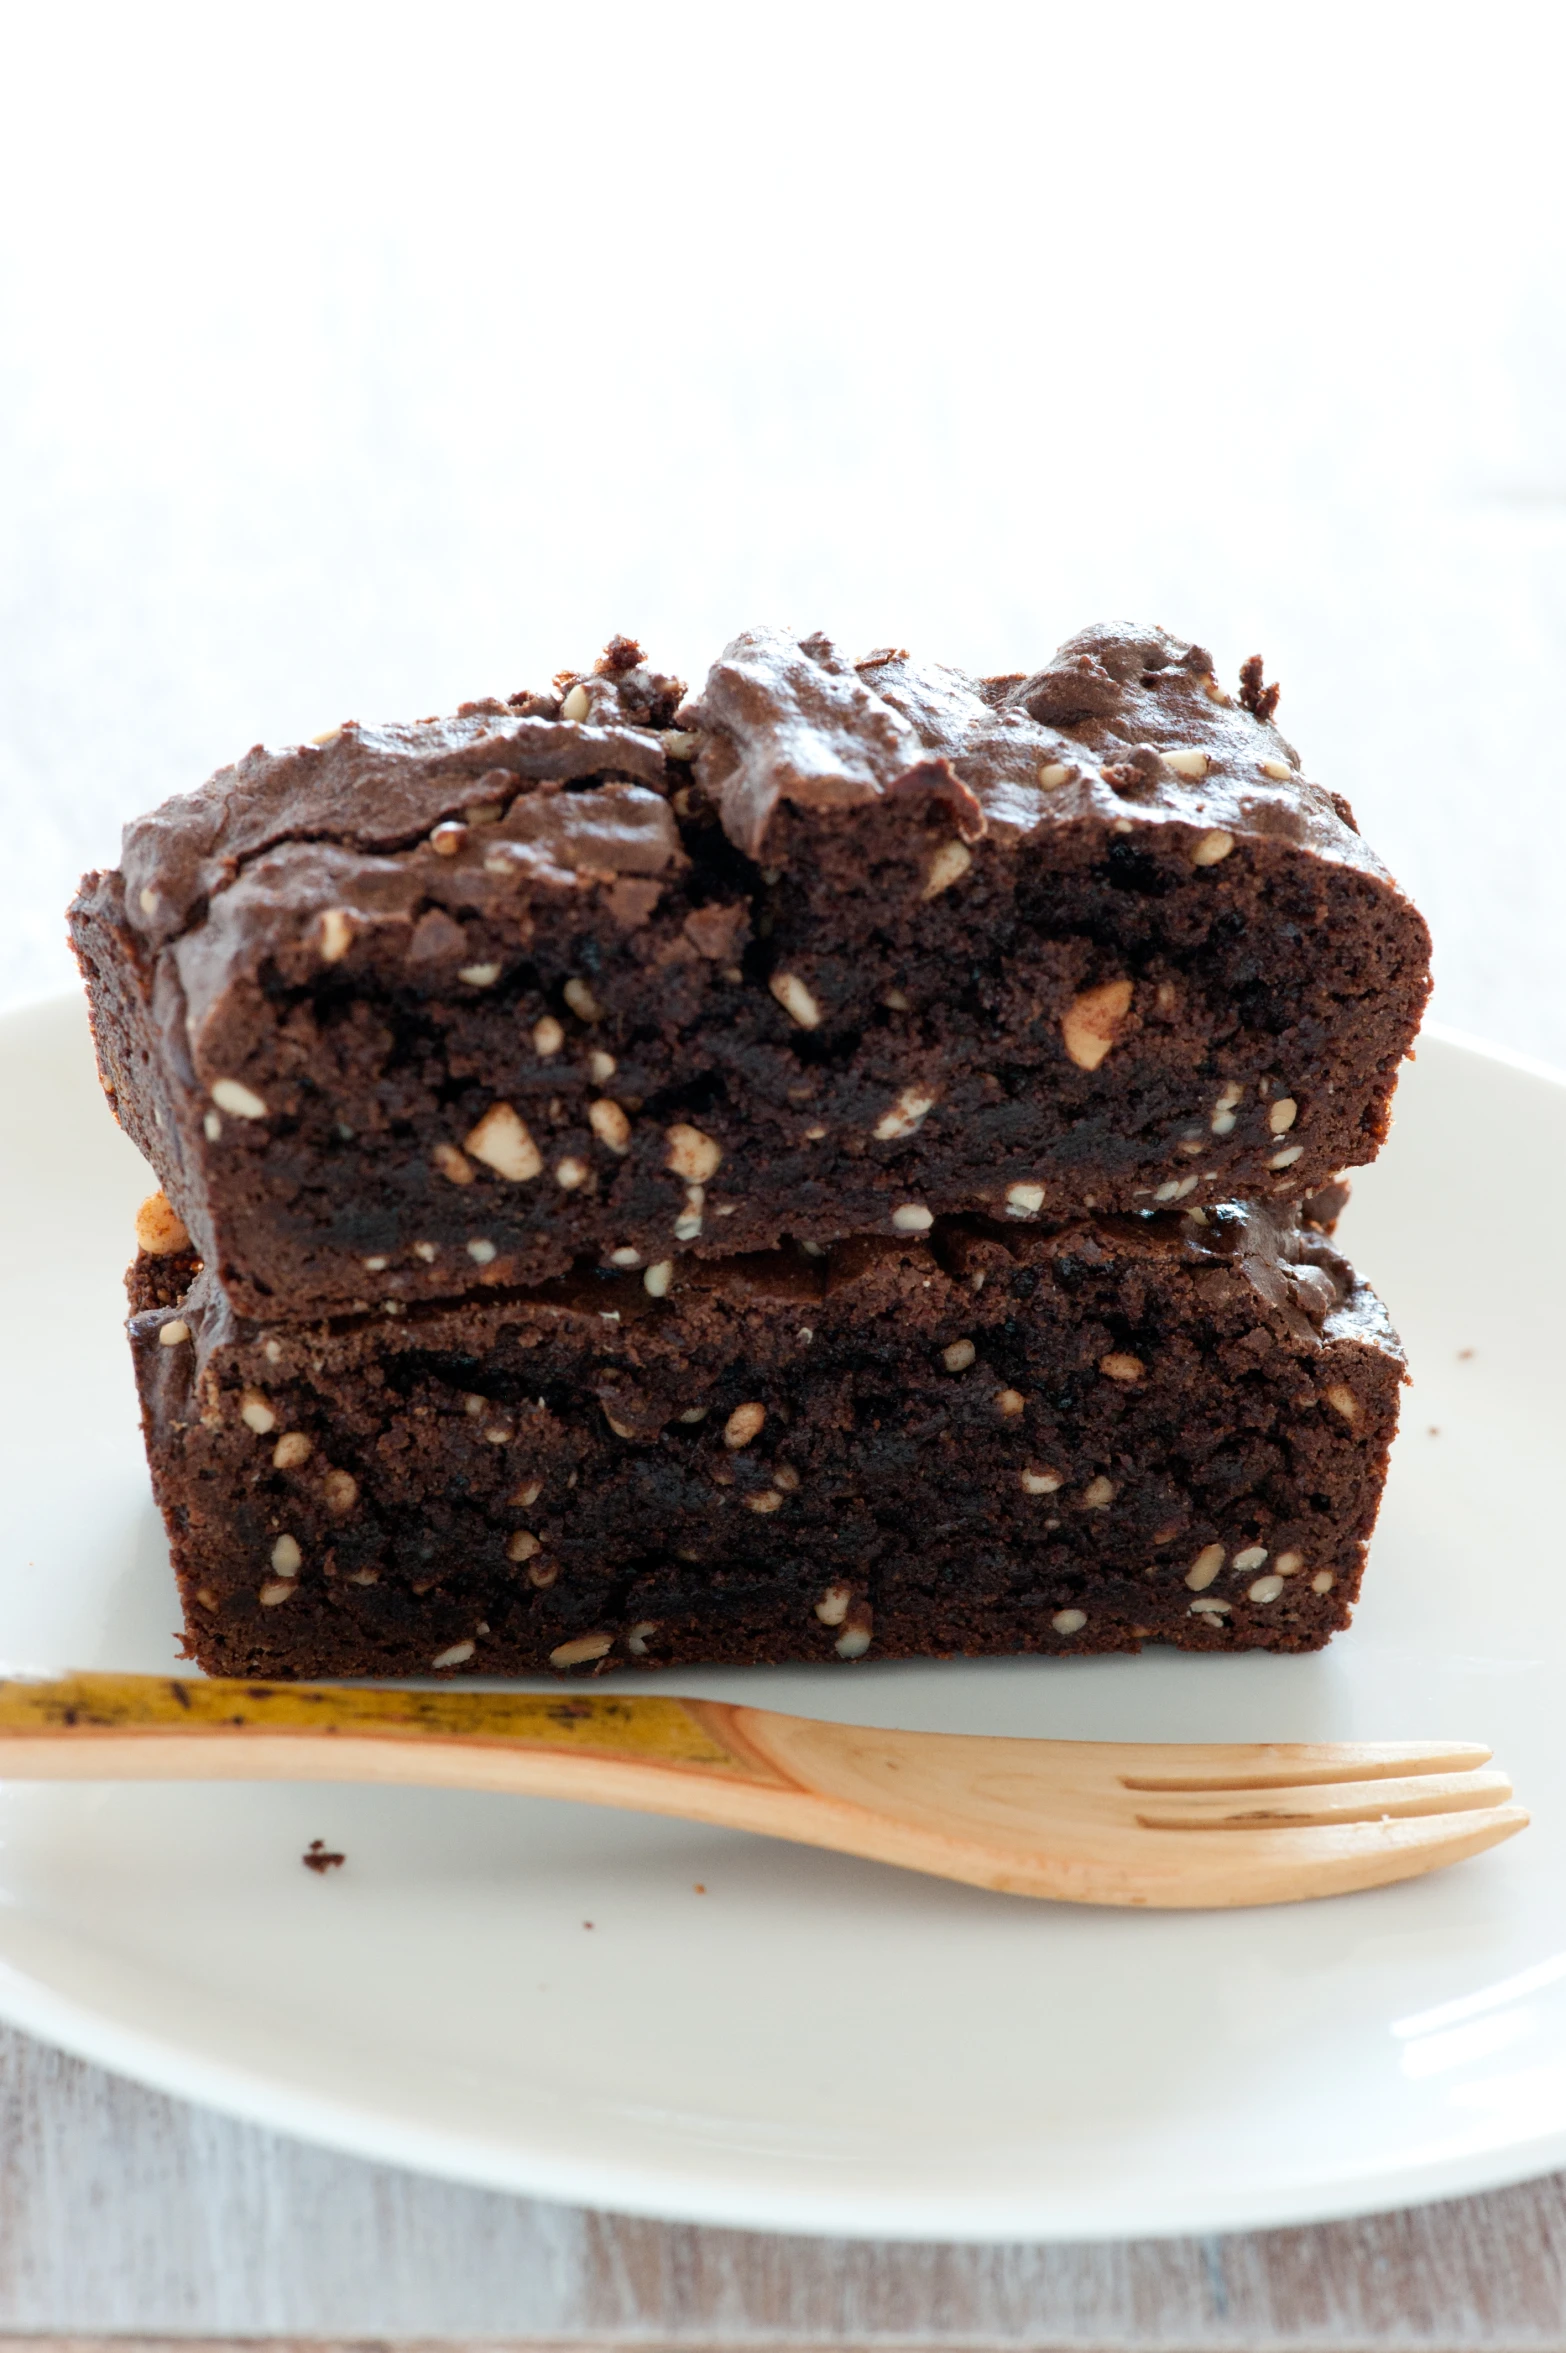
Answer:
[
  {"left": 1099, "top": 1805, "right": 1532, "bottom": 1909},
  {"left": 1117, "top": 1739, "right": 1492, "bottom": 1792},
  {"left": 1133, "top": 1767, "right": 1513, "bottom": 1831}
]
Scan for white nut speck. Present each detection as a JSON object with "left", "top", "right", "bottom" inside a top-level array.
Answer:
[
  {"left": 835, "top": 1625, "right": 873, "bottom": 1659},
  {"left": 271, "top": 1534, "right": 302, "bottom": 1574},
  {"left": 770, "top": 971, "right": 822, "bottom": 1028},
  {"left": 464, "top": 800, "right": 503, "bottom": 825},
  {"left": 551, "top": 1632, "right": 614, "bottom": 1669},
  {"left": 262, "top": 1339, "right": 283, "bottom": 1364},
  {"left": 942, "top": 1339, "right": 976, "bottom": 1372},
  {"left": 1260, "top": 758, "right": 1292, "bottom": 781},
  {"left": 1311, "top": 1570, "right": 1336, "bottom": 1594},
  {"left": 1006, "top": 1182, "right": 1045, "bottom": 1217},
  {"left": 609, "top": 1246, "right": 640, "bottom": 1266},
  {"left": 483, "top": 1422, "right": 512, "bottom": 1445},
  {"left": 677, "top": 1407, "right": 709, "bottom": 1424},
  {"left": 1192, "top": 830, "right": 1235, "bottom": 867},
  {"left": 626, "top": 1619, "right": 660, "bottom": 1654},
  {"left": 589, "top": 1050, "right": 617, "bottom": 1083},
  {"left": 1269, "top": 1143, "right": 1304, "bottom": 1169},
  {"left": 1153, "top": 1179, "right": 1182, "bottom": 1202},
  {"left": 1052, "top": 1608, "right": 1087, "bottom": 1634},
  {"left": 882, "top": 988, "right": 910, "bottom": 1010},
  {"left": 673, "top": 1210, "right": 703, "bottom": 1240},
  {"left": 588, "top": 1098, "right": 632, "bottom": 1154},
  {"left": 665, "top": 1123, "right": 722, "bottom": 1182},
  {"left": 563, "top": 976, "right": 603, "bottom": 1023},
  {"left": 432, "top": 1142, "right": 474, "bottom": 1185},
  {"left": 1020, "top": 1467, "right": 1063, "bottom": 1495},
  {"left": 772, "top": 1464, "right": 800, "bottom": 1491},
  {"left": 430, "top": 820, "right": 466, "bottom": 855},
  {"left": 508, "top": 1478, "right": 543, "bottom": 1506},
  {"left": 995, "top": 1388, "right": 1027, "bottom": 1418},
  {"left": 555, "top": 1157, "right": 589, "bottom": 1189},
  {"left": 662, "top": 727, "right": 701, "bottom": 759},
  {"left": 643, "top": 1260, "right": 674, "bottom": 1297},
  {"left": 1233, "top": 1545, "right": 1269, "bottom": 1572},
  {"left": 273, "top": 1432, "right": 312, "bottom": 1469},
  {"left": 1163, "top": 748, "right": 1209, "bottom": 778},
  {"left": 432, "top": 1640, "right": 476, "bottom": 1669},
  {"left": 1248, "top": 1574, "right": 1285, "bottom": 1604},
  {"left": 1099, "top": 1352, "right": 1144, "bottom": 1383},
  {"left": 240, "top": 1389, "right": 277, "bottom": 1434},
  {"left": 463, "top": 1394, "right": 485, "bottom": 1416},
  {"left": 211, "top": 1078, "right": 268, "bottom": 1120},
  {"left": 322, "top": 1469, "right": 358, "bottom": 1513},
  {"left": 892, "top": 1203, "right": 933, "bottom": 1233},
  {"left": 922, "top": 839, "right": 972, "bottom": 898},
  {"left": 1061, "top": 978, "right": 1134, "bottom": 1071},
  {"left": 874, "top": 1088, "right": 935, "bottom": 1140},
  {"left": 158, "top": 1319, "right": 191, "bottom": 1348},
  {"left": 561, "top": 682, "right": 592, "bottom": 722},
  {"left": 1268, "top": 1098, "right": 1299, "bottom": 1135},
  {"left": 468, "top": 1239, "right": 498, "bottom": 1264},
  {"left": 533, "top": 1016, "right": 564, "bottom": 1056},
  {"left": 458, "top": 962, "right": 501, "bottom": 988},
  {"left": 746, "top": 1489, "right": 783, "bottom": 1513},
  {"left": 1038, "top": 761, "right": 1073, "bottom": 787},
  {"left": 724, "top": 1401, "right": 766, "bottom": 1449},
  {"left": 319, "top": 908, "right": 354, "bottom": 962},
  {"left": 815, "top": 1585, "right": 852, "bottom": 1626},
  {"left": 258, "top": 1579, "right": 297, "bottom": 1606},
  {"left": 1214, "top": 1081, "right": 1243, "bottom": 1112},
  {"left": 203, "top": 1111, "right": 222, "bottom": 1141},
  {"left": 1275, "top": 1550, "right": 1304, "bottom": 1576},
  {"left": 1324, "top": 1384, "right": 1360, "bottom": 1422},
  {"left": 507, "top": 1531, "right": 541, "bottom": 1563},
  {"left": 138, "top": 885, "right": 160, "bottom": 916},
  {"left": 1185, "top": 1544, "right": 1225, "bottom": 1590},
  {"left": 346, "top": 1567, "right": 378, "bottom": 1586},
  {"left": 465, "top": 1102, "right": 542, "bottom": 1182},
  {"left": 1082, "top": 1475, "right": 1115, "bottom": 1508},
  {"left": 1190, "top": 1598, "right": 1232, "bottom": 1618}
]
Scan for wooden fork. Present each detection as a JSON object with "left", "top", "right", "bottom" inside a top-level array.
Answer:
[{"left": 0, "top": 1672, "right": 1526, "bottom": 1907}]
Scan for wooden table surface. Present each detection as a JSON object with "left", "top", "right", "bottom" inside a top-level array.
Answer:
[{"left": 3, "top": 2020, "right": 1564, "bottom": 2349}]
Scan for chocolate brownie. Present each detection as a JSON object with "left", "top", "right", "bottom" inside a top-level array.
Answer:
[
  {"left": 73, "top": 626, "right": 1429, "bottom": 1318},
  {"left": 130, "top": 1199, "right": 1404, "bottom": 1679}
]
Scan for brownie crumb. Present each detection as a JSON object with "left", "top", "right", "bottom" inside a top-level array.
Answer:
[
  {"left": 1239, "top": 653, "right": 1281, "bottom": 723},
  {"left": 302, "top": 1839, "right": 345, "bottom": 1874},
  {"left": 595, "top": 634, "right": 644, "bottom": 675}
]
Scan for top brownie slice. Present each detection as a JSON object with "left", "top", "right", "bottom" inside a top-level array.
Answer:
[{"left": 70, "top": 624, "right": 1430, "bottom": 1319}]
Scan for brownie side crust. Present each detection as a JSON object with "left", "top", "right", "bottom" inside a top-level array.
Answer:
[
  {"left": 130, "top": 1203, "right": 1404, "bottom": 1680},
  {"left": 74, "top": 627, "right": 1430, "bottom": 1320}
]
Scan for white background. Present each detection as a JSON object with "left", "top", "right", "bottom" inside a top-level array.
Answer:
[{"left": 3, "top": 1, "right": 1564, "bottom": 1058}]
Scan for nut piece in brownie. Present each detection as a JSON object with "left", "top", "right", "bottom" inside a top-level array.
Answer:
[
  {"left": 73, "top": 625, "right": 1429, "bottom": 1317},
  {"left": 130, "top": 1200, "right": 1404, "bottom": 1680}
]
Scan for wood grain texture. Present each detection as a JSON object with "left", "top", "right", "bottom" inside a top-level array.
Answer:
[
  {"left": 5, "top": 2026, "right": 1566, "bottom": 2345},
  {"left": 0, "top": 1678, "right": 1524, "bottom": 1910}
]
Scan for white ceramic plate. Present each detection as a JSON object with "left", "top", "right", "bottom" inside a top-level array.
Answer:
[{"left": 2, "top": 992, "right": 1564, "bottom": 2242}]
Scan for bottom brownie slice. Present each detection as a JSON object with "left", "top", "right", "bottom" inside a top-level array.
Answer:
[{"left": 129, "top": 1204, "right": 1404, "bottom": 1679}]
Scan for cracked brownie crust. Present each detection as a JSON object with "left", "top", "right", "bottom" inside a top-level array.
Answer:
[
  {"left": 131, "top": 1199, "right": 1403, "bottom": 1680},
  {"left": 73, "top": 625, "right": 1430, "bottom": 1320}
]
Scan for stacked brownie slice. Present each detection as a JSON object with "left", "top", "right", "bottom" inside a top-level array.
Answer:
[{"left": 72, "top": 624, "right": 1430, "bottom": 1677}]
